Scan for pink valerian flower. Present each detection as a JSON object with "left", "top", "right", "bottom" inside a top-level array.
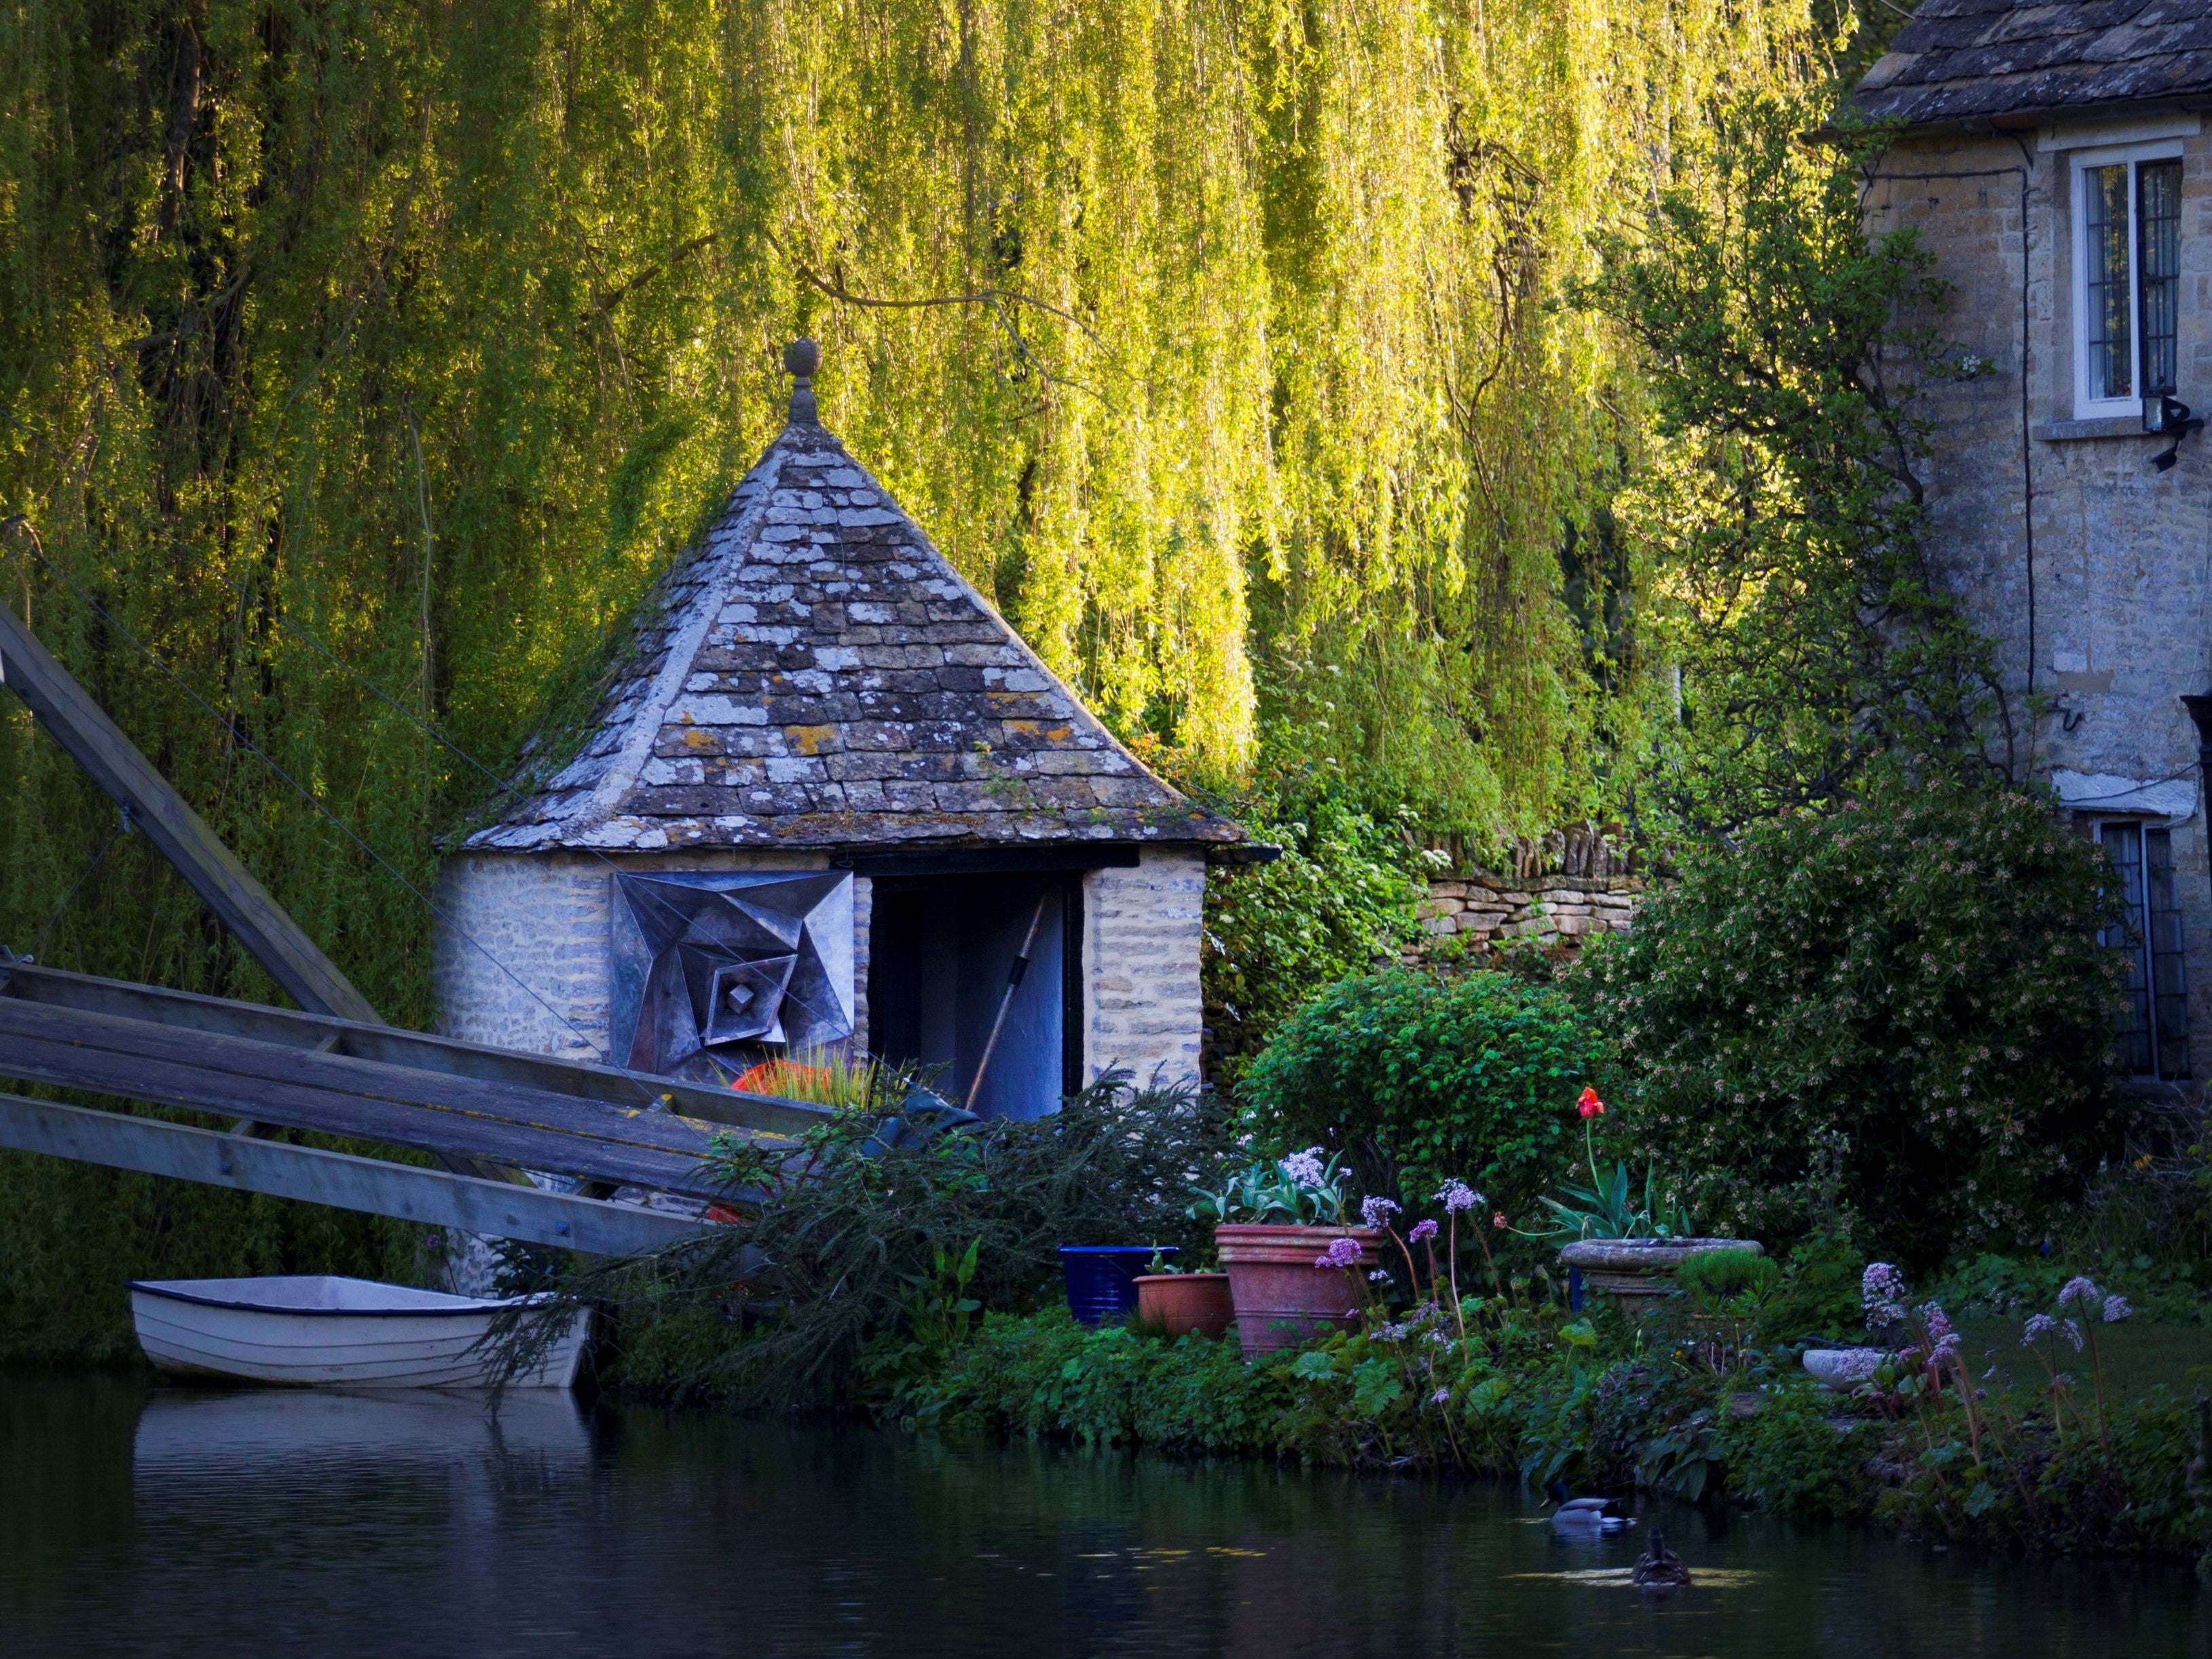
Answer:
[
  {"left": 2057, "top": 1275, "right": 2101, "bottom": 1311},
  {"left": 1376, "top": 1322, "right": 1409, "bottom": 1343},
  {"left": 2102, "top": 1294, "right": 2134, "bottom": 1323},
  {"left": 1368, "top": 1269, "right": 1391, "bottom": 1282},
  {"left": 1409, "top": 1218, "right": 1439, "bottom": 1244},
  {"left": 1431, "top": 1387, "right": 1452, "bottom": 1406},
  {"left": 1917, "top": 1301, "right": 1959, "bottom": 1357},
  {"left": 1862, "top": 1262, "right": 1909, "bottom": 1327},
  {"left": 2023, "top": 1313, "right": 2085, "bottom": 1352},
  {"left": 1435, "top": 1180, "right": 1481, "bottom": 1214},
  {"left": 1281, "top": 1148, "right": 1327, "bottom": 1188},
  {"left": 1361, "top": 1196, "right": 1401, "bottom": 1228},
  {"left": 1314, "top": 1235, "right": 1363, "bottom": 1270}
]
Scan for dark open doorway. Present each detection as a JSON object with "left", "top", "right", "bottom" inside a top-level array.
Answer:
[{"left": 866, "top": 874, "right": 1082, "bottom": 1119}]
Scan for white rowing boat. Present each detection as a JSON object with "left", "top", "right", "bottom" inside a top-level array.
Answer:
[{"left": 128, "top": 1274, "right": 589, "bottom": 1389}]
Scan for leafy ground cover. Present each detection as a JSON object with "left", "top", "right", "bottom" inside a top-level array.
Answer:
[{"left": 879, "top": 1292, "right": 2212, "bottom": 1567}]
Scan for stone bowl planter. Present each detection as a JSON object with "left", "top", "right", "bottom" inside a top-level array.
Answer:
[
  {"left": 1134, "top": 1273, "right": 1234, "bottom": 1341},
  {"left": 1803, "top": 1347, "right": 1885, "bottom": 1391},
  {"left": 1557, "top": 1237, "right": 1763, "bottom": 1309},
  {"left": 1214, "top": 1224, "right": 1382, "bottom": 1357}
]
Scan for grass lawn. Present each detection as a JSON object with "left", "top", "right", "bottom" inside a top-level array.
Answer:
[{"left": 1954, "top": 1317, "right": 2212, "bottom": 1403}]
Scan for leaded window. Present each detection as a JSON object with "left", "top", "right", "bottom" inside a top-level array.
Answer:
[
  {"left": 2075, "top": 151, "right": 2186, "bottom": 415},
  {"left": 2098, "top": 821, "right": 2190, "bottom": 1079}
]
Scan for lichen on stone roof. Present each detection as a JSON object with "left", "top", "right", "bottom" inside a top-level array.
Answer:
[
  {"left": 1854, "top": 0, "right": 2212, "bottom": 128},
  {"left": 468, "top": 348, "right": 1242, "bottom": 855}
]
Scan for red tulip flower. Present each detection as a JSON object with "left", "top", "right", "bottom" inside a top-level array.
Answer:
[{"left": 1577, "top": 1086, "right": 1606, "bottom": 1120}]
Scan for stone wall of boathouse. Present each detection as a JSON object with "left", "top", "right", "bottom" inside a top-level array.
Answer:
[{"left": 434, "top": 847, "right": 1207, "bottom": 1093}]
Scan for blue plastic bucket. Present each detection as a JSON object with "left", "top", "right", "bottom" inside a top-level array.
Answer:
[{"left": 1058, "top": 1245, "right": 1175, "bottom": 1326}]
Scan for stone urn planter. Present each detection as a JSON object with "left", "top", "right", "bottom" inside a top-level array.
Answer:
[
  {"left": 1803, "top": 1347, "right": 1885, "bottom": 1391},
  {"left": 1215, "top": 1224, "right": 1382, "bottom": 1357},
  {"left": 1557, "top": 1237, "right": 1763, "bottom": 1310},
  {"left": 1134, "top": 1273, "right": 1235, "bottom": 1341}
]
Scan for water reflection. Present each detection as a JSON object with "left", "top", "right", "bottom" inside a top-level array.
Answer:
[{"left": 0, "top": 1377, "right": 2201, "bottom": 1657}]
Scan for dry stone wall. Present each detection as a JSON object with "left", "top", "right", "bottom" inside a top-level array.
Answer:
[{"left": 1410, "top": 871, "right": 1646, "bottom": 957}]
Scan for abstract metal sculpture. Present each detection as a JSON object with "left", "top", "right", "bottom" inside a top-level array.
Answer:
[{"left": 610, "top": 871, "right": 854, "bottom": 1079}]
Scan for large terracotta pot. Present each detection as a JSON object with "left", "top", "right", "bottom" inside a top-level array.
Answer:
[
  {"left": 1214, "top": 1224, "right": 1383, "bottom": 1357},
  {"left": 1134, "top": 1273, "right": 1235, "bottom": 1341},
  {"left": 1558, "top": 1237, "right": 1763, "bottom": 1310}
]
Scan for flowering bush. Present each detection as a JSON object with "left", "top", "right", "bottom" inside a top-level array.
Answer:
[
  {"left": 1240, "top": 966, "right": 1608, "bottom": 1219},
  {"left": 1577, "top": 774, "right": 2131, "bottom": 1266}
]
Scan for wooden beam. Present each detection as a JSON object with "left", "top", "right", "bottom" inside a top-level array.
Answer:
[
  {"left": 0, "top": 960, "right": 830, "bottom": 1137},
  {"left": 0, "top": 1091, "right": 707, "bottom": 1256},
  {"left": 0, "top": 602, "right": 382, "bottom": 1023},
  {"left": 0, "top": 998, "right": 770, "bottom": 1202}
]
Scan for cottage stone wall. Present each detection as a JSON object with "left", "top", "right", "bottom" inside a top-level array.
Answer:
[
  {"left": 1863, "top": 116, "right": 2212, "bottom": 1080},
  {"left": 1082, "top": 849, "right": 1208, "bottom": 1088},
  {"left": 1412, "top": 873, "right": 1646, "bottom": 954}
]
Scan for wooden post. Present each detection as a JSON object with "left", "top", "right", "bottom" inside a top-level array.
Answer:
[{"left": 0, "top": 601, "right": 383, "bottom": 1025}]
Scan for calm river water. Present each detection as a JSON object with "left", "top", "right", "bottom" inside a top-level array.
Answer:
[{"left": 1, "top": 1375, "right": 2205, "bottom": 1657}]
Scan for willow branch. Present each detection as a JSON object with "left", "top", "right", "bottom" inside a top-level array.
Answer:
[{"left": 760, "top": 227, "right": 1124, "bottom": 400}]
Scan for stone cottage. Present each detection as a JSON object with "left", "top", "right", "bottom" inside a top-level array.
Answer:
[
  {"left": 1851, "top": 5, "right": 2212, "bottom": 1082},
  {"left": 435, "top": 343, "right": 1251, "bottom": 1116}
]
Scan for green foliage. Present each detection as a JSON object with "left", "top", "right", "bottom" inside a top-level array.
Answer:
[
  {"left": 0, "top": 5, "right": 1826, "bottom": 1341},
  {"left": 1586, "top": 90, "right": 2004, "bottom": 831},
  {"left": 1578, "top": 773, "right": 2131, "bottom": 1266},
  {"left": 1534, "top": 1155, "right": 1696, "bottom": 1241},
  {"left": 1188, "top": 1149, "right": 1355, "bottom": 1226},
  {"left": 1676, "top": 1247, "right": 1780, "bottom": 1309},
  {"left": 1757, "top": 1231, "right": 1866, "bottom": 1342},
  {"left": 1715, "top": 1389, "right": 1877, "bottom": 1518},
  {"left": 1187, "top": 766, "right": 1426, "bottom": 1081},
  {"left": 915, "top": 1310, "right": 1289, "bottom": 1453},
  {"left": 545, "top": 1071, "right": 1232, "bottom": 1405},
  {"left": 1240, "top": 965, "right": 1607, "bottom": 1218}
]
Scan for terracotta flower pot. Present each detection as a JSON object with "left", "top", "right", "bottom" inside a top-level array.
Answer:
[
  {"left": 1214, "top": 1223, "right": 1382, "bottom": 1357},
  {"left": 1557, "top": 1237, "right": 1763, "bottom": 1310},
  {"left": 1133, "top": 1273, "right": 1234, "bottom": 1341}
]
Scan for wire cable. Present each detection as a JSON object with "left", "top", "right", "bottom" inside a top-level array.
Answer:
[{"left": 31, "top": 805, "right": 130, "bottom": 962}]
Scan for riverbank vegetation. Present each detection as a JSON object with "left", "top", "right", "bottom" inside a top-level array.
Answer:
[{"left": 5, "top": 4, "right": 2207, "bottom": 1585}]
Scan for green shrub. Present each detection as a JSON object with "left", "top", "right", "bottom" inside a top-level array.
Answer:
[
  {"left": 1756, "top": 1231, "right": 1866, "bottom": 1343},
  {"left": 1676, "top": 1247, "right": 1779, "bottom": 1307},
  {"left": 913, "top": 1309, "right": 1291, "bottom": 1454},
  {"left": 1716, "top": 1389, "right": 1876, "bottom": 1518},
  {"left": 1577, "top": 775, "right": 2131, "bottom": 1268},
  {"left": 1239, "top": 966, "right": 1608, "bottom": 1216}
]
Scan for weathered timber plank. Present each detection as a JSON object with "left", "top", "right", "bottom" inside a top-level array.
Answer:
[
  {"left": 0, "top": 1092, "right": 707, "bottom": 1256},
  {"left": 0, "top": 960, "right": 830, "bottom": 1137},
  {"left": 0, "top": 604, "right": 383, "bottom": 1025},
  {"left": 0, "top": 998, "right": 743, "bottom": 1161},
  {"left": 0, "top": 1017, "right": 739, "bottom": 1201}
]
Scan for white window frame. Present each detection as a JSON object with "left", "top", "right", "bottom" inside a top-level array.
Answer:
[{"left": 2069, "top": 139, "right": 2186, "bottom": 420}]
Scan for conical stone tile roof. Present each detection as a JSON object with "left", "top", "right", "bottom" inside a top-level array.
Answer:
[{"left": 468, "top": 351, "right": 1243, "bottom": 856}]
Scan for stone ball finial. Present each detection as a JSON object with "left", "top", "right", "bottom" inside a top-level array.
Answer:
[{"left": 784, "top": 338, "right": 821, "bottom": 424}]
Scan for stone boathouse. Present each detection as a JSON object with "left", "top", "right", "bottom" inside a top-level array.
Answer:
[
  {"left": 1852, "top": 4, "right": 2212, "bottom": 1083},
  {"left": 435, "top": 342, "right": 1251, "bottom": 1116}
]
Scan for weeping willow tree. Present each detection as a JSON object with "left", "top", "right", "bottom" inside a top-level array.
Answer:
[{"left": 0, "top": 0, "right": 1824, "bottom": 1347}]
